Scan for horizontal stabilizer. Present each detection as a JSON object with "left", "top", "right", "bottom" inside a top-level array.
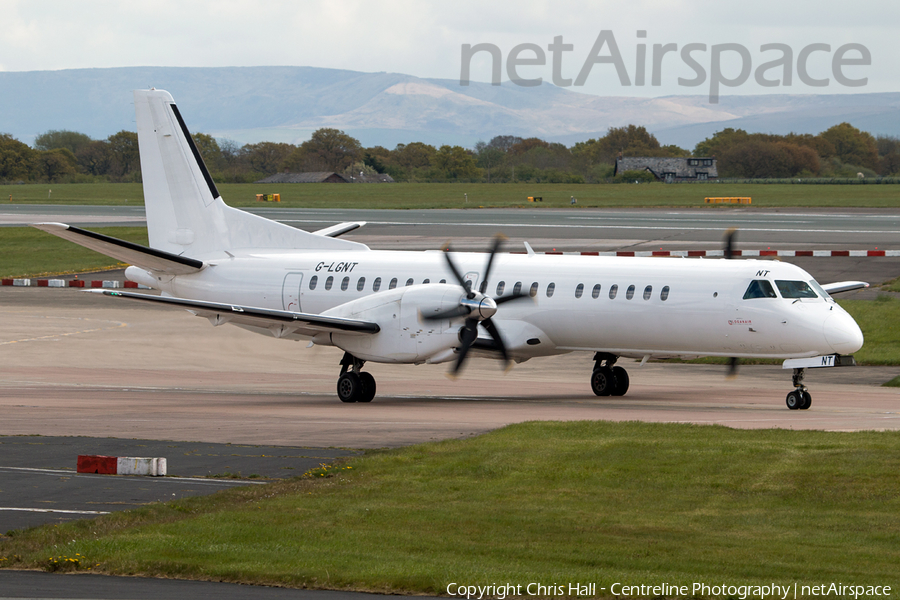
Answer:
[
  {"left": 31, "top": 223, "right": 204, "bottom": 275},
  {"left": 312, "top": 222, "right": 366, "bottom": 238},
  {"left": 89, "top": 289, "right": 380, "bottom": 337},
  {"left": 821, "top": 281, "right": 869, "bottom": 295}
]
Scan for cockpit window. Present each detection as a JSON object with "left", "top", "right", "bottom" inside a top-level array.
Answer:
[
  {"left": 743, "top": 280, "right": 778, "bottom": 299},
  {"left": 808, "top": 279, "right": 834, "bottom": 302},
  {"left": 776, "top": 280, "right": 818, "bottom": 299}
]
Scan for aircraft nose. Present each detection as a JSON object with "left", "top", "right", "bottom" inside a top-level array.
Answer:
[{"left": 824, "top": 310, "right": 864, "bottom": 354}]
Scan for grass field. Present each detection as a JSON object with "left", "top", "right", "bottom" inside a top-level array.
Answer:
[
  {"left": 1, "top": 421, "right": 899, "bottom": 592},
  {"left": 4, "top": 182, "right": 900, "bottom": 208},
  {"left": 0, "top": 226, "right": 148, "bottom": 278}
]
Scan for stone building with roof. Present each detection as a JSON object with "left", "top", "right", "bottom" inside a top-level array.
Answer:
[
  {"left": 256, "top": 172, "right": 349, "bottom": 184},
  {"left": 614, "top": 156, "right": 718, "bottom": 182},
  {"left": 256, "top": 172, "right": 395, "bottom": 184}
]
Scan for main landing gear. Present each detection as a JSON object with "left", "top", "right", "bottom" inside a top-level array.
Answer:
[
  {"left": 590, "top": 352, "right": 630, "bottom": 397},
  {"left": 785, "top": 367, "right": 812, "bottom": 410},
  {"left": 336, "top": 352, "right": 376, "bottom": 403}
]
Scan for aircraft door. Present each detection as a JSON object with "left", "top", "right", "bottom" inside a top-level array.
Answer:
[
  {"left": 464, "top": 271, "right": 479, "bottom": 293},
  {"left": 282, "top": 272, "right": 304, "bottom": 312}
]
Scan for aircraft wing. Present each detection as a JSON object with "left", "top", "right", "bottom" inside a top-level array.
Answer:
[
  {"left": 31, "top": 223, "right": 204, "bottom": 275},
  {"left": 89, "top": 289, "right": 380, "bottom": 336},
  {"left": 312, "top": 222, "right": 365, "bottom": 238},
  {"left": 822, "top": 281, "right": 869, "bottom": 295}
]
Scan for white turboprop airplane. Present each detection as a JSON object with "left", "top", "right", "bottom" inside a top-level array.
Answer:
[{"left": 33, "top": 89, "right": 868, "bottom": 409}]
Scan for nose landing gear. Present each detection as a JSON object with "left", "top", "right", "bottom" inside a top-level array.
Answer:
[
  {"left": 590, "top": 353, "right": 630, "bottom": 397},
  {"left": 337, "top": 352, "right": 376, "bottom": 403},
  {"left": 786, "top": 367, "right": 811, "bottom": 410}
]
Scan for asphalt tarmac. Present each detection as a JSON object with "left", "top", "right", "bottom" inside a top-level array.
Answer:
[{"left": 0, "top": 436, "right": 358, "bottom": 532}]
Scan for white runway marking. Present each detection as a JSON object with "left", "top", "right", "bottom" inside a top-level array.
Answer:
[
  {"left": 0, "top": 467, "right": 266, "bottom": 485},
  {"left": 276, "top": 219, "right": 898, "bottom": 235}
]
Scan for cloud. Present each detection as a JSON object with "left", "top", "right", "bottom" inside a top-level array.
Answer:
[{"left": 0, "top": 0, "right": 895, "bottom": 96}]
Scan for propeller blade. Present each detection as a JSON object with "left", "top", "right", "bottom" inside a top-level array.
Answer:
[
  {"left": 422, "top": 304, "right": 472, "bottom": 321},
  {"left": 442, "top": 244, "right": 474, "bottom": 298},
  {"left": 494, "top": 291, "right": 531, "bottom": 306},
  {"left": 451, "top": 318, "right": 480, "bottom": 377},
  {"left": 481, "top": 318, "right": 511, "bottom": 367},
  {"left": 727, "top": 356, "right": 739, "bottom": 378},
  {"left": 479, "top": 234, "right": 505, "bottom": 293},
  {"left": 724, "top": 228, "right": 737, "bottom": 259}
]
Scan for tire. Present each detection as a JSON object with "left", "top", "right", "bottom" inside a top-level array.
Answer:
[
  {"left": 337, "top": 372, "right": 362, "bottom": 403},
  {"left": 358, "top": 372, "right": 376, "bottom": 403},
  {"left": 799, "top": 390, "right": 812, "bottom": 410},
  {"left": 785, "top": 390, "right": 802, "bottom": 410},
  {"left": 611, "top": 366, "right": 629, "bottom": 396},
  {"left": 591, "top": 366, "right": 616, "bottom": 397}
]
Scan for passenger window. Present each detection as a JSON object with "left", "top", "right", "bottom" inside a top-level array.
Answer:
[
  {"left": 776, "top": 280, "right": 817, "bottom": 299},
  {"left": 496, "top": 281, "right": 506, "bottom": 296},
  {"left": 660, "top": 285, "right": 670, "bottom": 301},
  {"left": 479, "top": 281, "right": 488, "bottom": 293},
  {"left": 592, "top": 284, "right": 601, "bottom": 299},
  {"left": 547, "top": 282, "right": 556, "bottom": 297},
  {"left": 465, "top": 280, "right": 473, "bottom": 293},
  {"left": 743, "top": 280, "right": 777, "bottom": 299},
  {"left": 575, "top": 283, "right": 584, "bottom": 298},
  {"left": 357, "top": 277, "right": 366, "bottom": 292},
  {"left": 643, "top": 285, "right": 652, "bottom": 300},
  {"left": 513, "top": 281, "right": 522, "bottom": 295},
  {"left": 406, "top": 278, "right": 414, "bottom": 287},
  {"left": 309, "top": 275, "right": 318, "bottom": 290},
  {"left": 423, "top": 278, "right": 430, "bottom": 284},
  {"left": 341, "top": 276, "right": 350, "bottom": 291},
  {"left": 373, "top": 277, "right": 382, "bottom": 292},
  {"left": 530, "top": 282, "right": 539, "bottom": 297},
  {"left": 389, "top": 278, "right": 398, "bottom": 290},
  {"left": 440, "top": 279, "right": 447, "bottom": 284},
  {"left": 609, "top": 284, "right": 618, "bottom": 299},
  {"left": 626, "top": 284, "right": 635, "bottom": 300},
  {"left": 325, "top": 276, "right": 334, "bottom": 291}
]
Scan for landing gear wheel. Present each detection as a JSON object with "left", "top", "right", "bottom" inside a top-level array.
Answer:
[
  {"left": 786, "top": 390, "right": 803, "bottom": 410},
  {"left": 358, "top": 372, "right": 376, "bottom": 403},
  {"left": 611, "top": 366, "right": 630, "bottom": 396},
  {"left": 799, "top": 390, "right": 812, "bottom": 410},
  {"left": 591, "top": 366, "right": 616, "bottom": 397},
  {"left": 337, "top": 372, "right": 362, "bottom": 403}
]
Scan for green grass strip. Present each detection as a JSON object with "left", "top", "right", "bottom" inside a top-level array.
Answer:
[
  {"left": 2, "top": 421, "right": 899, "bottom": 592},
  {"left": 0, "top": 226, "right": 148, "bottom": 278},
  {"left": 4, "top": 182, "right": 900, "bottom": 208}
]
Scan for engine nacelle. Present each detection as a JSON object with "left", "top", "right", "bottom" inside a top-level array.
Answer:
[{"left": 319, "top": 284, "right": 466, "bottom": 364}]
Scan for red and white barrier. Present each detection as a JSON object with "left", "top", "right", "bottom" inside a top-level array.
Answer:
[
  {"left": 1, "top": 279, "right": 150, "bottom": 288},
  {"left": 77, "top": 455, "right": 167, "bottom": 477}
]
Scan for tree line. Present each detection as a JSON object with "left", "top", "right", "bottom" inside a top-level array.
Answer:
[{"left": 1, "top": 121, "right": 898, "bottom": 184}]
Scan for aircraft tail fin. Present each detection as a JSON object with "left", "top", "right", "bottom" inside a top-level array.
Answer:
[{"left": 134, "top": 89, "right": 367, "bottom": 257}]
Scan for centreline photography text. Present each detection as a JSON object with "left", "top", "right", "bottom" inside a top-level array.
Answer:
[{"left": 446, "top": 581, "right": 893, "bottom": 599}]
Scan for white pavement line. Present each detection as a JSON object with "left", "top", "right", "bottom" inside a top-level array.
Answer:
[
  {"left": 276, "top": 219, "right": 900, "bottom": 234},
  {"left": 0, "top": 467, "right": 265, "bottom": 485},
  {"left": 0, "top": 507, "right": 111, "bottom": 515}
]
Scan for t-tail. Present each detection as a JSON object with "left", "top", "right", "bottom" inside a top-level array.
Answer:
[
  {"left": 32, "top": 90, "right": 366, "bottom": 273},
  {"left": 133, "top": 88, "right": 365, "bottom": 258}
]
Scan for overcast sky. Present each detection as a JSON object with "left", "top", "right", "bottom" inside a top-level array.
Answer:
[{"left": 3, "top": 0, "right": 897, "bottom": 99}]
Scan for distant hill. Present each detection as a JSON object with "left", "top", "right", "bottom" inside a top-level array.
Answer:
[{"left": 2, "top": 66, "right": 899, "bottom": 150}]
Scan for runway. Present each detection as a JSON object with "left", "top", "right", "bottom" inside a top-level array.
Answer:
[{"left": 3, "top": 286, "right": 899, "bottom": 447}]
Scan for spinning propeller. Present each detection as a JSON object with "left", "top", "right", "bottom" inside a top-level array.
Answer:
[
  {"left": 424, "top": 235, "right": 530, "bottom": 376},
  {"left": 724, "top": 228, "right": 739, "bottom": 378}
]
